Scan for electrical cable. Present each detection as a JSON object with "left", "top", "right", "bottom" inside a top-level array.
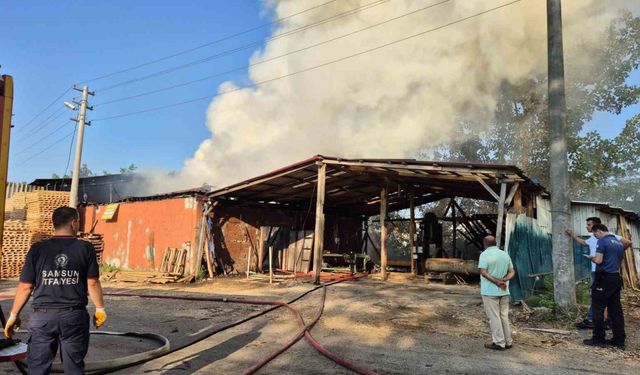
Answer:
[
  {"left": 12, "top": 121, "right": 71, "bottom": 156},
  {"left": 13, "top": 108, "right": 67, "bottom": 143},
  {"left": 95, "top": 0, "right": 389, "bottom": 92},
  {"left": 17, "top": 87, "right": 71, "bottom": 133},
  {"left": 15, "top": 129, "right": 76, "bottom": 167},
  {"left": 79, "top": 0, "right": 342, "bottom": 84},
  {"left": 62, "top": 122, "right": 78, "bottom": 178},
  {"left": 94, "top": 0, "right": 444, "bottom": 107},
  {"left": 92, "top": 0, "right": 522, "bottom": 123}
]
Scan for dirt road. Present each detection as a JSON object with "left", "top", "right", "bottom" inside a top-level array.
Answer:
[{"left": 1, "top": 276, "right": 638, "bottom": 374}]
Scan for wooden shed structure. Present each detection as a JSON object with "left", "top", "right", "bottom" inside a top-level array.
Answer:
[{"left": 208, "top": 155, "right": 545, "bottom": 283}]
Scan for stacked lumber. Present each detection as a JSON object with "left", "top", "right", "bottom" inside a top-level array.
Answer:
[
  {"left": 107, "top": 271, "right": 192, "bottom": 284},
  {"left": 160, "top": 247, "right": 188, "bottom": 276},
  {"left": 79, "top": 233, "right": 104, "bottom": 264},
  {"left": 4, "top": 192, "right": 28, "bottom": 220},
  {"left": 1, "top": 221, "right": 31, "bottom": 278},
  {"left": 26, "top": 191, "right": 70, "bottom": 235}
]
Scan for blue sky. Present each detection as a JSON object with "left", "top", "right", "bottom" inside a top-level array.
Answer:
[
  {"left": 4, "top": 1, "right": 272, "bottom": 182},
  {"left": 2, "top": 1, "right": 638, "bottom": 183}
]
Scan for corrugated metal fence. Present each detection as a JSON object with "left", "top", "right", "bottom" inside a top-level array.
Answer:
[{"left": 506, "top": 213, "right": 592, "bottom": 301}]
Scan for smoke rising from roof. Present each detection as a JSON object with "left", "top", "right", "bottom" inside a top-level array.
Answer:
[{"left": 156, "top": 0, "right": 635, "bottom": 192}]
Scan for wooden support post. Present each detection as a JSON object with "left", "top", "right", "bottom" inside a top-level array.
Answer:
[
  {"left": 496, "top": 183, "right": 507, "bottom": 248},
  {"left": 269, "top": 245, "right": 274, "bottom": 284},
  {"left": 409, "top": 196, "right": 416, "bottom": 276},
  {"left": 380, "top": 186, "right": 388, "bottom": 281},
  {"left": 514, "top": 188, "right": 523, "bottom": 215},
  {"left": 526, "top": 194, "right": 535, "bottom": 217},
  {"left": 451, "top": 198, "right": 457, "bottom": 258},
  {"left": 258, "top": 226, "right": 265, "bottom": 273},
  {"left": 246, "top": 240, "right": 252, "bottom": 279},
  {"left": 312, "top": 163, "right": 327, "bottom": 285}
]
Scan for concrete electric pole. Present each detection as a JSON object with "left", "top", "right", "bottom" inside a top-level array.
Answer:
[
  {"left": 69, "top": 85, "right": 94, "bottom": 208},
  {"left": 547, "top": 0, "right": 576, "bottom": 310}
]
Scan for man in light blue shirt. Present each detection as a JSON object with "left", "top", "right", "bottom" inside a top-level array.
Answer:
[{"left": 478, "top": 235, "right": 516, "bottom": 350}]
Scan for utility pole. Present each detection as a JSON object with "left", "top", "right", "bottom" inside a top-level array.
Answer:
[
  {"left": 69, "top": 85, "right": 94, "bottom": 208},
  {"left": 547, "top": 0, "right": 576, "bottom": 310}
]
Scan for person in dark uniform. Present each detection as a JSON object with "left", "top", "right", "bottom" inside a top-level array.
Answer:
[
  {"left": 3, "top": 206, "right": 107, "bottom": 374},
  {"left": 583, "top": 223, "right": 628, "bottom": 349}
]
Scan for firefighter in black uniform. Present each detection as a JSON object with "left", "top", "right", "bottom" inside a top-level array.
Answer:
[
  {"left": 4, "top": 207, "right": 107, "bottom": 374},
  {"left": 583, "top": 223, "right": 628, "bottom": 350}
]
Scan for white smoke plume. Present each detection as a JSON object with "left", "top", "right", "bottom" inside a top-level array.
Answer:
[{"left": 158, "top": 0, "right": 635, "bottom": 192}]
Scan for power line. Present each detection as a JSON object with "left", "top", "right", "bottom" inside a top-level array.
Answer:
[
  {"left": 15, "top": 108, "right": 69, "bottom": 142},
  {"left": 14, "top": 106, "right": 66, "bottom": 140},
  {"left": 95, "top": 0, "right": 447, "bottom": 107},
  {"left": 12, "top": 120, "right": 72, "bottom": 155},
  {"left": 16, "top": 129, "right": 76, "bottom": 167},
  {"left": 62, "top": 123, "right": 78, "bottom": 178},
  {"left": 96, "top": 0, "right": 388, "bottom": 92},
  {"left": 17, "top": 87, "right": 71, "bottom": 132},
  {"left": 93, "top": 0, "right": 522, "bottom": 123},
  {"left": 79, "top": 0, "right": 342, "bottom": 84}
]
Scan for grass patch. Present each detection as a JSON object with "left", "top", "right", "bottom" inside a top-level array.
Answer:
[
  {"left": 524, "top": 275, "right": 588, "bottom": 322},
  {"left": 100, "top": 263, "right": 120, "bottom": 273},
  {"left": 525, "top": 275, "right": 557, "bottom": 311}
]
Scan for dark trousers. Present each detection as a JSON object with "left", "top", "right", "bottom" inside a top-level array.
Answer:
[
  {"left": 591, "top": 273, "right": 625, "bottom": 344},
  {"left": 27, "top": 309, "right": 90, "bottom": 375}
]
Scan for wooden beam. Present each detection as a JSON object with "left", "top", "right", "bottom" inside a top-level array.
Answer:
[
  {"left": 380, "top": 186, "right": 388, "bottom": 281},
  {"left": 409, "top": 196, "right": 416, "bottom": 275},
  {"left": 312, "top": 163, "right": 327, "bottom": 285},
  {"left": 322, "top": 159, "right": 525, "bottom": 180},
  {"left": 475, "top": 176, "right": 501, "bottom": 201},
  {"left": 496, "top": 183, "right": 507, "bottom": 248},
  {"left": 505, "top": 183, "right": 520, "bottom": 207}
]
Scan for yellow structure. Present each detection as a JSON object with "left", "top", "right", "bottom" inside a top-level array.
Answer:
[{"left": 0, "top": 75, "right": 14, "bottom": 278}]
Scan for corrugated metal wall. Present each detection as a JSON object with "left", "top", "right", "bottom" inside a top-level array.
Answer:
[
  {"left": 505, "top": 214, "right": 553, "bottom": 301},
  {"left": 533, "top": 198, "right": 640, "bottom": 286}
]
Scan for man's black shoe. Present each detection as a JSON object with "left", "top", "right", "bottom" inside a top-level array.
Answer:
[
  {"left": 606, "top": 340, "right": 625, "bottom": 350},
  {"left": 505, "top": 344, "right": 513, "bottom": 349},
  {"left": 575, "top": 319, "right": 594, "bottom": 329},
  {"left": 484, "top": 342, "right": 506, "bottom": 351},
  {"left": 583, "top": 339, "right": 606, "bottom": 348}
]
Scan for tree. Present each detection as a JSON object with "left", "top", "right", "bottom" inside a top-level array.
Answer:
[
  {"left": 119, "top": 164, "right": 137, "bottom": 174},
  {"left": 433, "top": 11, "right": 640, "bottom": 211},
  {"left": 79, "top": 164, "right": 94, "bottom": 178}
]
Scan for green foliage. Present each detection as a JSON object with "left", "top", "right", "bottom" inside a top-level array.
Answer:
[
  {"left": 119, "top": 164, "right": 138, "bottom": 174},
  {"left": 79, "top": 163, "right": 94, "bottom": 178},
  {"left": 433, "top": 12, "right": 640, "bottom": 211},
  {"left": 575, "top": 281, "right": 591, "bottom": 306},
  {"left": 100, "top": 263, "right": 120, "bottom": 273},
  {"left": 53, "top": 163, "right": 139, "bottom": 178},
  {"left": 525, "top": 275, "right": 557, "bottom": 311}
]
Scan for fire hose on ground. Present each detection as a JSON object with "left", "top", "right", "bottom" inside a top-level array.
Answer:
[{"left": 5, "top": 273, "right": 377, "bottom": 374}]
